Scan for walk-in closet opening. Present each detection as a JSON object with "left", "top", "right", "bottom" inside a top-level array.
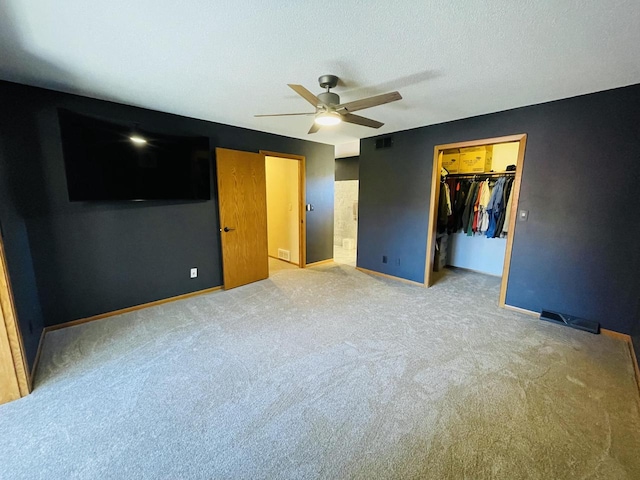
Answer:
[
  {"left": 334, "top": 155, "right": 359, "bottom": 267},
  {"left": 263, "top": 152, "right": 306, "bottom": 273},
  {"left": 425, "top": 134, "right": 527, "bottom": 306}
]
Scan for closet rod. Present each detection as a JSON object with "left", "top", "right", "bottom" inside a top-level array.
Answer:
[{"left": 444, "top": 171, "right": 516, "bottom": 180}]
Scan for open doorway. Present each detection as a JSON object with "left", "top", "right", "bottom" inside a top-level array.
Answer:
[
  {"left": 262, "top": 151, "right": 306, "bottom": 274},
  {"left": 425, "top": 134, "right": 527, "bottom": 307},
  {"left": 333, "top": 155, "right": 359, "bottom": 266}
]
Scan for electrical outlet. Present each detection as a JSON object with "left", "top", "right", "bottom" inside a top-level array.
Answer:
[
  {"left": 382, "top": 255, "right": 388, "bottom": 264},
  {"left": 190, "top": 268, "right": 198, "bottom": 278}
]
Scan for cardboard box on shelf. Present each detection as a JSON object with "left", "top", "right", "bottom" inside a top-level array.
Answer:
[
  {"left": 441, "top": 152, "right": 460, "bottom": 173},
  {"left": 459, "top": 146, "right": 493, "bottom": 173}
]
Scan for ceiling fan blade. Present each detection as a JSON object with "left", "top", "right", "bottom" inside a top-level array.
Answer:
[
  {"left": 254, "top": 112, "right": 315, "bottom": 117},
  {"left": 336, "top": 91, "right": 402, "bottom": 113},
  {"left": 288, "top": 84, "right": 320, "bottom": 107},
  {"left": 341, "top": 113, "right": 384, "bottom": 129},
  {"left": 308, "top": 122, "right": 321, "bottom": 134}
]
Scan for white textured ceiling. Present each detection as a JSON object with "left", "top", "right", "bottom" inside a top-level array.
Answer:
[{"left": 1, "top": 1, "right": 640, "bottom": 148}]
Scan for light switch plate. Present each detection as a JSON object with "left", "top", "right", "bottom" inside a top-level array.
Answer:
[
  {"left": 519, "top": 210, "right": 529, "bottom": 221},
  {"left": 190, "top": 268, "right": 198, "bottom": 278}
]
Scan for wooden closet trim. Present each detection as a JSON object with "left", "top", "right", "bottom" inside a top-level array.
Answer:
[
  {"left": 0, "top": 236, "right": 30, "bottom": 404},
  {"left": 424, "top": 133, "right": 527, "bottom": 309}
]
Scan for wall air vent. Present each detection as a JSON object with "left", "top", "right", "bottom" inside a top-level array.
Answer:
[
  {"left": 278, "top": 249, "right": 290, "bottom": 261},
  {"left": 375, "top": 136, "right": 394, "bottom": 149}
]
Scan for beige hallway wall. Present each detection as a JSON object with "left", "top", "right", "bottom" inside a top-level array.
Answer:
[
  {"left": 334, "top": 180, "right": 358, "bottom": 249},
  {"left": 265, "top": 156, "right": 299, "bottom": 264}
]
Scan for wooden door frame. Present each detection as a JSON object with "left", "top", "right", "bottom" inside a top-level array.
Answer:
[
  {"left": 0, "top": 235, "right": 30, "bottom": 405},
  {"left": 260, "top": 150, "right": 306, "bottom": 268},
  {"left": 424, "top": 134, "right": 527, "bottom": 307}
]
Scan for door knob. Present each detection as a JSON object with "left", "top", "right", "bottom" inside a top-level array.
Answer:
[{"left": 223, "top": 226, "right": 236, "bottom": 232}]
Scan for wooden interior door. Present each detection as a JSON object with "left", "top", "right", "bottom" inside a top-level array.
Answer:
[{"left": 216, "top": 148, "right": 269, "bottom": 289}]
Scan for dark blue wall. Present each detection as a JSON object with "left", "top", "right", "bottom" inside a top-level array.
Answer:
[
  {"left": 359, "top": 84, "right": 640, "bottom": 334},
  {"left": 0, "top": 173, "right": 44, "bottom": 369},
  {"left": 335, "top": 156, "right": 359, "bottom": 181},
  {"left": 0, "top": 80, "right": 334, "bottom": 367}
]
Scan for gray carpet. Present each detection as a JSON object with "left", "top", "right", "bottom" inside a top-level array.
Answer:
[{"left": 1, "top": 264, "right": 639, "bottom": 479}]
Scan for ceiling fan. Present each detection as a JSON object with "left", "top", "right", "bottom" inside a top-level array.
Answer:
[{"left": 255, "top": 75, "right": 402, "bottom": 134}]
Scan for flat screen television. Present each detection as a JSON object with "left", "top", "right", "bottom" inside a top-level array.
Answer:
[{"left": 58, "top": 109, "right": 211, "bottom": 201}]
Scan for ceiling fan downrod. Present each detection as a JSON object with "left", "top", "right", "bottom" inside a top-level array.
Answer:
[{"left": 317, "top": 75, "right": 340, "bottom": 108}]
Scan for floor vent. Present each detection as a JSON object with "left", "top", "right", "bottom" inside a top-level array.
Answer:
[
  {"left": 278, "top": 249, "right": 290, "bottom": 261},
  {"left": 540, "top": 310, "right": 600, "bottom": 334}
]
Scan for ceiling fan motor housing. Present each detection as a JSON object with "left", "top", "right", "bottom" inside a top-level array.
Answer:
[
  {"left": 318, "top": 74, "right": 339, "bottom": 89},
  {"left": 317, "top": 91, "right": 340, "bottom": 108}
]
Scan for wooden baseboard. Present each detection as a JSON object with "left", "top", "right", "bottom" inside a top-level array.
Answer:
[
  {"left": 601, "top": 329, "right": 630, "bottom": 342},
  {"left": 268, "top": 255, "right": 301, "bottom": 267},
  {"left": 501, "top": 307, "right": 640, "bottom": 395},
  {"left": 305, "top": 259, "right": 334, "bottom": 268},
  {"left": 29, "top": 327, "right": 47, "bottom": 386},
  {"left": 356, "top": 267, "right": 425, "bottom": 287},
  {"left": 45, "top": 286, "right": 223, "bottom": 333},
  {"left": 503, "top": 304, "right": 540, "bottom": 317},
  {"left": 605, "top": 332, "right": 640, "bottom": 397},
  {"left": 446, "top": 265, "right": 502, "bottom": 278},
  {"left": 630, "top": 339, "right": 640, "bottom": 397}
]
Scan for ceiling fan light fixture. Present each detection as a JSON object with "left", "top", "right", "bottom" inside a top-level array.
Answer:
[
  {"left": 315, "top": 111, "right": 342, "bottom": 126},
  {"left": 129, "top": 135, "right": 147, "bottom": 145}
]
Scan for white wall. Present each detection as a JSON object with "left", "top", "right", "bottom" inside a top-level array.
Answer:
[
  {"left": 334, "top": 180, "right": 358, "bottom": 248},
  {"left": 335, "top": 140, "right": 360, "bottom": 159},
  {"left": 447, "top": 233, "right": 507, "bottom": 276},
  {"left": 265, "top": 156, "right": 299, "bottom": 263}
]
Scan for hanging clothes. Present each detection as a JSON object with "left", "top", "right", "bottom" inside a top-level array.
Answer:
[
  {"left": 452, "top": 180, "right": 471, "bottom": 232},
  {"left": 437, "top": 180, "right": 452, "bottom": 233},
  {"left": 501, "top": 178, "right": 515, "bottom": 234},
  {"left": 445, "top": 177, "right": 458, "bottom": 233},
  {"left": 461, "top": 181, "right": 478, "bottom": 234},
  {"left": 470, "top": 181, "right": 483, "bottom": 235},
  {"left": 444, "top": 183, "right": 452, "bottom": 216},
  {"left": 478, "top": 179, "right": 492, "bottom": 233},
  {"left": 442, "top": 173, "right": 515, "bottom": 238},
  {"left": 495, "top": 177, "right": 514, "bottom": 237},
  {"left": 485, "top": 176, "right": 506, "bottom": 238}
]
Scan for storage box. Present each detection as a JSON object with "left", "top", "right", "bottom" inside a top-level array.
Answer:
[
  {"left": 441, "top": 152, "right": 460, "bottom": 174},
  {"left": 459, "top": 146, "right": 493, "bottom": 173}
]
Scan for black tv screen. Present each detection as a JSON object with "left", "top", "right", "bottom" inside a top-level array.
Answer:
[{"left": 59, "top": 110, "right": 211, "bottom": 201}]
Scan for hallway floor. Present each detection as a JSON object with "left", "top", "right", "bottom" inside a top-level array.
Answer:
[{"left": 333, "top": 244, "right": 356, "bottom": 266}]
